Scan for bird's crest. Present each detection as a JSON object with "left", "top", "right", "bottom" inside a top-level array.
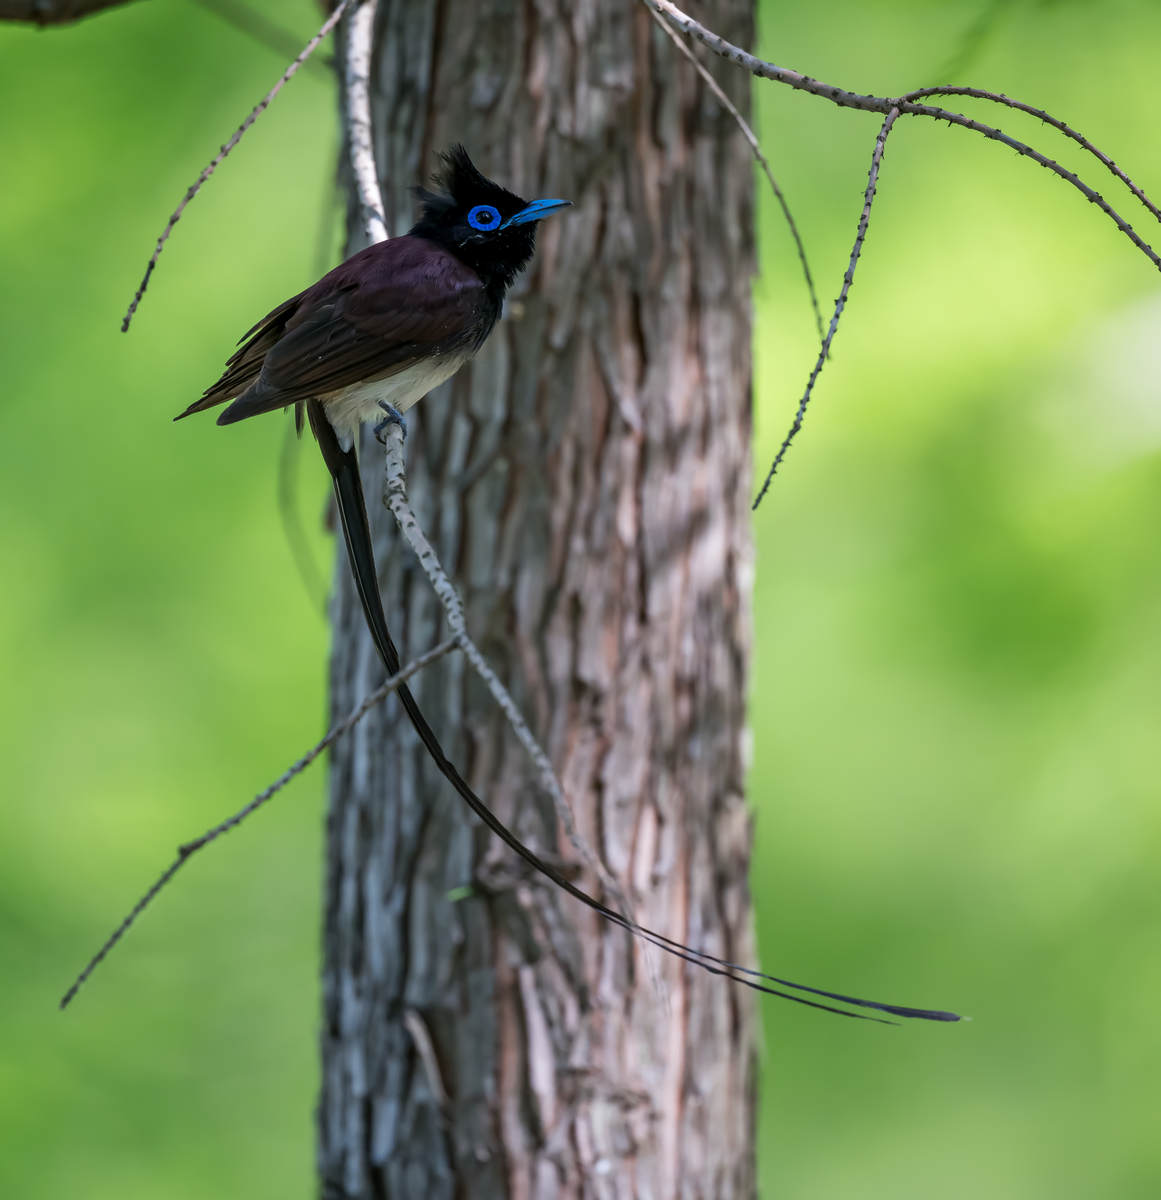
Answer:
[{"left": 415, "top": 144, "right": 527, "bottom": 218}]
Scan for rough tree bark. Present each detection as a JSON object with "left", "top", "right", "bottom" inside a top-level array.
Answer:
[{"left": 319, "top": 2, "right": 757, "bottom": 1196}]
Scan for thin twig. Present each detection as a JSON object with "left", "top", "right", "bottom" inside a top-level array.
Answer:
[
  {"left": 378, "top": 423, "right": 649, "bottom": 973},
  {"left": 343, "top": 0, "right": 388, "bottom": 244},
  {"left": 641, "top": 0, "right": 888, "bottom": 105},
  {"left": 904, "top": 85, "right": 1161, "bottom": 227},
  {"left": 648, "top": 5, "right": 824, "bottom": 344},
  {"left": 894, "top": 99, "right": 1161, "bottom": 270},
  {"left": 640, "top": 0, "right": 1161, "bottom": 272},
  {"left": 59, "top": 638, "right": 458, "bottom": 1009},
  {"left": 752, "top": 107, "right": 900, "bottom": 509},
  {"left": 643, "top": 0, "right": 1161, "bottom": 504},
  {"left": 120, "top": 0, "right": 354, "bottom": 332}
]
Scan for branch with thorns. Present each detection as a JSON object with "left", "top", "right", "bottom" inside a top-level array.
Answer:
[
  {"left": 638, "top": 0, "right": 1161, "bottom": 506},
  {"left": 752, "top": 106, "right": 898, "bottom": 508}
]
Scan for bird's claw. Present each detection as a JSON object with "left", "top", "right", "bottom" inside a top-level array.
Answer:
[{"left": 374, "top": 402, "right": 407, "bottom": 444}]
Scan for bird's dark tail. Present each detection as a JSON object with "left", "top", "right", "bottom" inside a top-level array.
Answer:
[{"left": 307, "top": 401, "right": 960, "bottom": 1025}]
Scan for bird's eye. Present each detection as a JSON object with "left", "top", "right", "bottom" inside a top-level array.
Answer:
[{"left": 467, "top": 204, "right": 501, "bottom": 231}]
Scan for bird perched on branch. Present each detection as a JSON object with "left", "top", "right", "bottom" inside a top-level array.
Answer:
[
  {"left": 179, "top": 144, "right": 567, "bottom": 446},
  {"left": 178, "top": 146, "right": 958, "bottom": 1024}
]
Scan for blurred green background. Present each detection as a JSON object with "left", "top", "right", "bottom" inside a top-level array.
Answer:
[{"left": 2, "top": 1, "right": 1158, "bottom": 1197}]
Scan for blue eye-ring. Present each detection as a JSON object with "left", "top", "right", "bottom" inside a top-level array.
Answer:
[{"left": 467, "top": 204, "right": 502, "bottom": 231}]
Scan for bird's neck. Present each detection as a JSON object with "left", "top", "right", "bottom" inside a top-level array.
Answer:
[{"left": 407, "top": 225, "right": 532, "bottom": 305}]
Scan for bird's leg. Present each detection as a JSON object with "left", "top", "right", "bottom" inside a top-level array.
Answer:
[{"left": 374, "top": 402, "right": 408, "bottom": 444}]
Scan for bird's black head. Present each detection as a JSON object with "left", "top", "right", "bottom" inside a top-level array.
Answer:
[{"left": 410, "top": 145, "right": 570, "bottom": 297}]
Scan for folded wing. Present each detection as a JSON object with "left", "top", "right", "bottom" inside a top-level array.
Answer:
[{"left": 176, "top": 237, "right": 494, "bottom": 425}]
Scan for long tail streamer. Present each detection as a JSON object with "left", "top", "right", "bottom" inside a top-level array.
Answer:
[{"left": 308, "top": 401, "right": 960, "bottom": 1025}]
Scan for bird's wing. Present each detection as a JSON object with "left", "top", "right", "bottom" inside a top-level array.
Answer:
[
  {"left": 180, "top": 238, "right": 492, "bottom": 424},
  {"left": 266, "top": 245, "right": 489, "bottom": 397}
]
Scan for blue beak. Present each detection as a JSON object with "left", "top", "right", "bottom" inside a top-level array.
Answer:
[{"left": 503, "top": 198, "right": 572, "bottom": 228}]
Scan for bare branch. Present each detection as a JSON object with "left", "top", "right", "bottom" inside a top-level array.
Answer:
[
  {"left": 904, "top": 85, "right": 1161, "bottom": 227},
  {"left": 894, "top": 99, "right": 1161, "bottom": 270},
  {"left": 120, "top": 0, "right": 354, "bottom": 333},
  {"left": 641, "top": 0, "right": 1161, "bottom": 502},
  {"left": 647, "top": 3, "right": 824, "bottom": 343},
  {"left": 343, "top": 0, "right": 388, "bottom": 244},
  {"left": 752, "top": 107, "right": 900, "bottom": 509},
  {"left": 641, "top": 0, "right": 878, "bottom": 105},
  {"left": 641, "top": 0, "right": 1161, "bottom": 272},
  {"left": 59, "top": 637, "right": 458, "bottom": 1009}
]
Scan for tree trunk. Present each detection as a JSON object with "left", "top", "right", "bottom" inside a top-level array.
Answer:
[{"left": 319, "top": 2, "right": 757, "bottom": 1196}]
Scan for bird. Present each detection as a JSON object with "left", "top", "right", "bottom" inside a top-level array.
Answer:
[
  {"left": 178, "top": 144, "right": 568, "bottom": 444},
  {"left": 177, "top": 146, "right": 958, "bottom": 1024}
]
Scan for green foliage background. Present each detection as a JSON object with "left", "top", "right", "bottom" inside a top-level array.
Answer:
[{"left": 2, "top": 2, "right": 1158, "bottom": 1196}]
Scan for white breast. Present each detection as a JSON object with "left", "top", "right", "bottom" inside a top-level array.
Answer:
[{"left": 322, "top": 353, "right": 469, "bottom": 448}]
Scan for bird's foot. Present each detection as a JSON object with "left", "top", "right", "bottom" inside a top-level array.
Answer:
[{"left": 374, "top": 402, "right": 408, "bottom": 444}]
